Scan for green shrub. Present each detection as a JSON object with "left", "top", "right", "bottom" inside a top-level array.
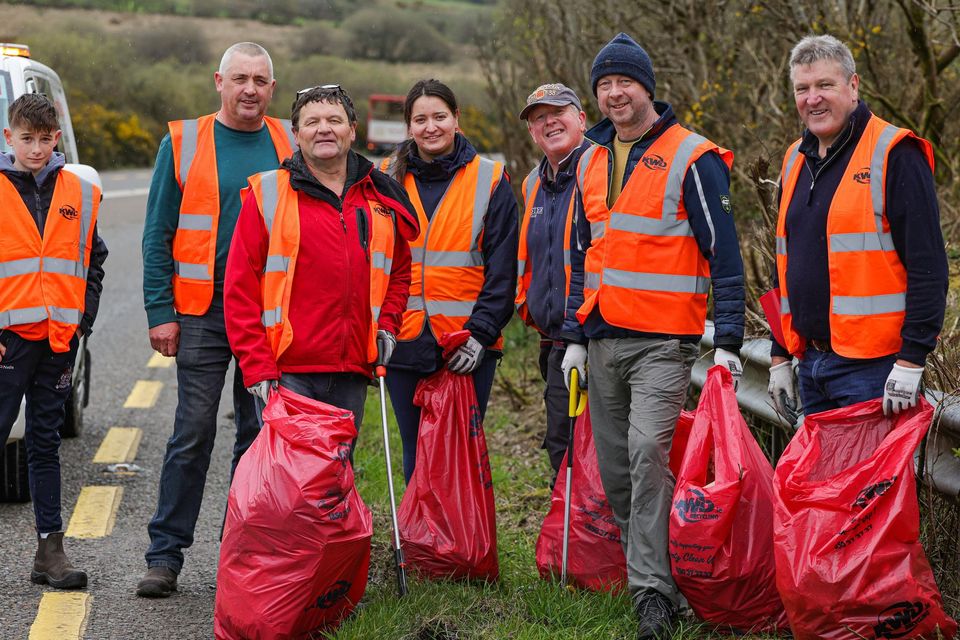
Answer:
[
  {"left": 341, "top": 7, "right": 453, "bottom": 63},
  {"left": 127, "top": 22, "right": 211, "bottom": 64},
  {"left": 292, "top": 21, "right": 348, "bottom": 58}
]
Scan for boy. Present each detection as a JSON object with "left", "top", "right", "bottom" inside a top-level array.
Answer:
[{"left": 0, "top": 93, "right": 108, "bottom": 589}]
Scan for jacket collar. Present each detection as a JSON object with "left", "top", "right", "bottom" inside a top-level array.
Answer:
[
  {"left": 0, "top": 151, "right": 65, "bottom": 186},
  {"left": 538, "top": 138, "right": 591, "bottom": 192},
  {"left": 798, "top": 100, "right": 871, "bottom": 162},
  {"left": 281, "top": 149, "right": 374, "bottom": 205},
  {"left": 406, "top": 132, "right": 477, "bottom": 182}
]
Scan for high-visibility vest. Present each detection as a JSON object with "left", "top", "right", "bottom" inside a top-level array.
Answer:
[
  {"left": 382, "top": 155, "right": 505, "bottom": 349},
  {"left": 515, "top": 167, "right": 576, "bottom": 333},
  {"left": 576, "top": 124, "right": 733, "bottom": 334},
  {"left": 0, "top": 169, "right": 101, "bottom": 353},
  {"left": 169, "top": 113, "right": 295, "bottom": 316},
  {"left": 245, "top": 169, "right": 397, "bottom": 364},
  {"left": 775, "top": 114, "right": 933, "bottom": 359}
]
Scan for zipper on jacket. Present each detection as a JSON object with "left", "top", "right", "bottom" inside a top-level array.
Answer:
[
  {"left": 338, "top": 206, "right": 350, "bottom": 367},
  {"left": 803, "top": 122, "right": 855, "bottom": 205},
  {"left": 356, "top": 207, "right": 370, "bottom": 262}
]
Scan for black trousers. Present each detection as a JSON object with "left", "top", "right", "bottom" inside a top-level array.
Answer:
[{"left": 539, "top": 340, "right": 570, "bottom": 476}]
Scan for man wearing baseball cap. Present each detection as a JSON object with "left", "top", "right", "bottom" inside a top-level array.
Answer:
[
  {"left": 515, "top": 83, "right": 591, "bottom": 480},
  {"left": 571, "top": 33, "right": 745, "bottom": 638}
]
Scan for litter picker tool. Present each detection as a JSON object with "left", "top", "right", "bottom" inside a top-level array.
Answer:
[
  {"left": 561, "top": 368, "right": 588, "bottom": 586},
  {"left": 375, "top": 363, "right": 408, "bottom": 597}
]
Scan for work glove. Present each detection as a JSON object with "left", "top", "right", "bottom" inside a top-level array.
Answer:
[
  {"left": 768, "top": 360, "right": 800, "bottom": 426},
  {"left": 561, "top": 343, "right": 588, "bottom": 391},
  {"left": 376, "top": 329, "right": 397, "bottom": 366},
  {"left": 714, "top": 348, "right": 743, "bottom": 391},
  {"left": 246, "top": 379, "right": 278, "bottom": 404},
  {"left": 883, "top": 363, "right": 923, "bottom": 416},
  {"left": 447, "top": 336, "right": 484, "bottom": 375}
]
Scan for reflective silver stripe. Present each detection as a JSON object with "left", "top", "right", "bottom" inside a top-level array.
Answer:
[
  {"left": 372, "top": 305, "right": 381, "bottom": 320},
  {"left": 472, "top": 158, "right": 496, "bottom": 250},
  {"left": 406, "top": 296, "right": 424, "bottom": 311},
  {"left": 871, "top": 124, "right": 899, "bottom": 231},
  {"left": 776, "top": 236, "right": 787, "bottom": 256},
  {"left": 261, "top": 306, "right": 282, "bottom": 327},
  {"left": 524, "top": 169, "right": 538, "bottom": 207},
  {"left": 174, "top": 261, "right": 212, "bottom": 280},
  {"left": 690, "top": 164, "right": 716, "bottom": 255},
  {"left": 49, "top": 306, "right": 82, "bottom": 324},
  {"left": 278, "top": 119, "right": 296, "bottom": 153},
  {"left": 781, "top": 295, "right": 791, "bottom": 314},
  {"left": 603, "top": 268, "right": 709, "bottom": 294},
  {"left": 78, "top": 177, "right": 94, "bottom": 261},
  {"left": 410, "top": 247, "right": 425, "bottom": 263},
  {"left": 661, "top": 132, "right": 707, "bottom": 220},
  {"left": 563, "top": 250, "right": 570, "bottom": 267},
  {"left": 425, "top": 300, "right": 475, "bottom": 316},
  {"left": 178, "top": 213, "right": 213, "bottom": 231},
  {"left": 609, "top": 212, "right": 692, "bottom": 237},
  {"left": 830, "top": 232, "right": 895, "bottom": 253},
  {"left": 585, "top": 272, "right": 600, "bottom": 290},
  {"left": 43, "top": 257, "right": 84, "bottom": 278},
  {"left": 783, "top": 145, "right": 801, "bottom": 186},
  {"left": 425, "top": 250, "right": 482, "bottom": 268},
  {"left": 833, "top": 293, "right": 905, "bottom": 316},
  {"left": 372, "top": 251, "right": 392, "bottom": 275},
  {"left": 179, "top": 119, "right": 198, "bottom": 186},
  {"left": 0, "top": 258, "right": 40, "bottom": 278},
  {"left": 590, "top": 221, "right": 605, "bottom": 240},
  {"left": 260, "top": 171, "right": 280, "bottom": 235},
  {"left": 264, "top": 255, "right": 290, "bottom": 273},
  {"left": 577, "top": 144, "right": 598, "bottom": 192},
  {"left": 517, "top": 258, "right": 526, "bottom": 277},
  {"left": 0, "top": 306, "right": 47, "bottom": 326}
]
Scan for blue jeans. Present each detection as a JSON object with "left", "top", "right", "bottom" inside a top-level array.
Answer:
[
  {"left": 797, "top": 347, "right": 897, "bottom": 416},
  {"left": 385, "top": 353, "right": 499, "bottom": 483},
  {"left": 145, "top": 308, "right": 259, "bottom": 573},
  {"left": 0, "top": 331, "right": 78, "bottom": 533}
]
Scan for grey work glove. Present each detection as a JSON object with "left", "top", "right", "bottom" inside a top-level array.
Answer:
[
  {"left": 246, "top": 379, "right": 278, "bottom": 405},
  {"left": 447, "top": 336, "right": 484, "bottom": 375},
  {"left": 376, "top": 329, "right": 397, "bottom": 366},
  {"left": 768, "top": 361, "right": 800, "bottom": 426},
  {"left": 560, "top": 343, "right": 587, "bottom": 391},
  {"left": 883, "top": 363, "right": 923, "bottom": 416},
  {"left": 714, "top": 348, "right": 743, "bottom": 391}
]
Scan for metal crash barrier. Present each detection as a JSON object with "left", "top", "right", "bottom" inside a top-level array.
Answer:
[{"left": 694, "top": 322, "right": 960, "bottom": 502}]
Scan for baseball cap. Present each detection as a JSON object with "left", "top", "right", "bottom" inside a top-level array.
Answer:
[{"left": 519, "top": 83, "right": 583, "bottom": 120}]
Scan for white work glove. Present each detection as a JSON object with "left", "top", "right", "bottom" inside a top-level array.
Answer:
[
  {"left": 883, "top": 363, "right": 923, "bottom": 416},
  {"left": 768, "top": 361, "right": 800, "bottom": 425},
  {"left": 561, "top": 343, "right": 588, "bottom": 391},
  {"left": 714, "top": 348, "right": 743, "bottom": 391},
  {"left": 447, "top": 336, "right": 484, "bottom": 374},
  {"left": 246, "top": 379, "right": 278, "bottom": 404},
  {"left": 376, "top": 329, "right": 397, "bottom": 366}
]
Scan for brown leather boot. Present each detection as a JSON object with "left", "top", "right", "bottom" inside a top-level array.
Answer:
[
  {"left": 136, "top": 566, "right": 178, "bottom": 598},
  {"left": 31, "top": 532, "right": 87, "bottom": 589}
]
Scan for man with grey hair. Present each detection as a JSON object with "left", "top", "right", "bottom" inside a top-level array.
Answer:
[
  {"left": 138, "top": 42, "right": 295, "bottom": 597},
  {"left": 767, "top": 34, "right": 946, "bottom": 420}
]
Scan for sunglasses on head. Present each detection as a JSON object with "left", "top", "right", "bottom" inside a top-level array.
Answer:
[{"left": 296, "top": 84, "right": 342, "bottom": 97}]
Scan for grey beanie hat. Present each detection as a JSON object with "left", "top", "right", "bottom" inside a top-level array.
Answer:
[{"left": 590, "top": 32, "right": 656, "bottom": 98}]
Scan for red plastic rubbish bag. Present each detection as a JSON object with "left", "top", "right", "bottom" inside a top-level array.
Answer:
[
  {"left": 397, "top": 331, "right": 499, "bottom": 581},
  {"left": 535, "top": 407, "right": 695, "bottom": 591},
  {"left": 669, "top": 366, "right": 789, "bottom": 632},
  {"left": 214, "top": 386, "right": 373, "bottom": 640},
  {"left": 773, "top": 397, "right": 957, "bottom": 640}
]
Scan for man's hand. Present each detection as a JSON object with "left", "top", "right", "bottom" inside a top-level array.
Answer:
[
  {"left": 768, "top": 358, "right": 800, "bottom": 425},
  {"left": 714, "top": 348, "right": 743, "bottom": 391},
  {"left": 561, "top": 343, "right": 587, "bottom": 391},
  {"left": 149, "top": 322, "right": 180, "bottom": 357},
  {"left": 883, "top": 361, "right": 923, "bottom": 416},
  {"left": 0, "top": 341, "right": 6, "bottom": 361},
  {"left": 376, "top": 329, "right": 397, "bottom": 366},
  {"left": 246, "top": 379, "right": 278, "bottom": 404},
  {"left": 447, "top": 336, "right": 484, "bottom": 375}
]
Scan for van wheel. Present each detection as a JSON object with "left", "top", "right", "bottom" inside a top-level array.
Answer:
[{"left": 0, "top": 440, "right": 31, "bottom": 503}]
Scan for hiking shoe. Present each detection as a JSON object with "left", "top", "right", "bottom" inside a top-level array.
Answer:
[
  {"left": 136, "top": 566, "right": 178, "bottom": 598},
  {"left": 635, "top": 591, "right": 678, "bottom": 640},
  {"left": 31, "top": 532, "right": 88, "bottom": 589}
]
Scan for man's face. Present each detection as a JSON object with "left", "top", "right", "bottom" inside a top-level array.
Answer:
[
  {"left": 526, "top": 104, "right": 585, "bottom": 165},
  {"left": 215, "top": 53, "right": 275, "bottom": 130},
  {"left": 595, "top": 74, "right": 654, "bottom": 139},
  {"left": 3, "top": 126, "right": 61, "bottom": 175},
  {"left": 294, "top": 100, "right": 356, "bottom": 166},
  {"left": 792, "top": 58, "right": 859, "bottom": 151}
]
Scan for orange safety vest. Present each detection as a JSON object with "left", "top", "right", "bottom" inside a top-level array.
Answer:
[
  {"left": 775, "top": 114, "right": 933, "bottom": 359},
  {"left": 576, "top": 124, "right": 733, "bottom": 334},
  {"left": 246, "top": 169, "right": 397, "bottom": 364},
  {"left": 169, "top": 113, "right": 295, "bottom": 316},
  {"left": 382, "top": 155, "right": 506, "bottom": 349},
  {"left": 515, "top": 167, "right": 576, "bottom": 332},
  {"left": 0, "top": 169, "right": 101, "bottom": 353}
]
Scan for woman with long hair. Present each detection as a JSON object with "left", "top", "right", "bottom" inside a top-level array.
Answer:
[{"left": 382, "top": 79, "right": 518, "bottom": 483}]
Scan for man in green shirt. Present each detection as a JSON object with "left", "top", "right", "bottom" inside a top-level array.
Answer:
[{"left": 137, "top": 41, "right": 294, "bottom": 598}]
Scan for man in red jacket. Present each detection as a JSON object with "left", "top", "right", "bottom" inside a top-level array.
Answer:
[{"left": 225, "top": 85, "right": 419, "bottom": 431}]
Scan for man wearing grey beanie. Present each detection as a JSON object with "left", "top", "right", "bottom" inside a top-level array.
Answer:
[{"left": 568, "top": 32, "right": 746, "bottom": 639}]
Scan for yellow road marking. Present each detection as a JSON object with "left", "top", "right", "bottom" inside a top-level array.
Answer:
[
  {"left": 92, "top": 427, "right": 143, "bottom": 464},
  {"left": 65, "top": 486, "right": 123, "bottom": 539},
  {"left": 29, "top": 592, "right": 90, "bottom": 639},
  {"left": 147, "top": 352, "right": 174, "bottom": 368},
  {"left": 123, "top": 380, "right": 163, "bottom": 408}
]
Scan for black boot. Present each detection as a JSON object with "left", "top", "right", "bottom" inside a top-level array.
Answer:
[{"left": 31, "top": 532, "right": 88, "bottom": 589}]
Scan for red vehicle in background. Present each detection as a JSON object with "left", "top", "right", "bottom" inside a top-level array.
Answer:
[{"left": 366, "top": 94, "right": 406, "bottom": 156}]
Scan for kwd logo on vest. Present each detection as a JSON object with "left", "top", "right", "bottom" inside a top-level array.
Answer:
[
  {"left": 853, "top": 166, "right": 871, "bottom": 184},
  {"left": 674, "top": 488, "right": 721, "bottom": 523},
  {"left": 642, "top": 154, "right": 668, "bottom": 171},
  {"left": 59, "top": 204, "right": 79, "bottom": 220}
]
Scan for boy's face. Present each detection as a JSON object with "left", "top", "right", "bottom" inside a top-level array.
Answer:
[{"left": 3, "top": 126, "right": 61, "bottom": 175}]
